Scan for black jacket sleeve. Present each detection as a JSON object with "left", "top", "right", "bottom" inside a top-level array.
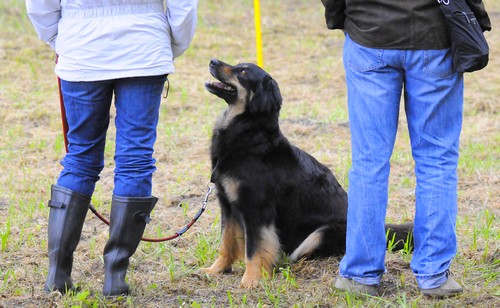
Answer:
[
  {"left": 467, "top": 0, "right": 492, "bottom": 31},
  {"left": 321, "top": 0, "right": 346, "bottom": 30}
]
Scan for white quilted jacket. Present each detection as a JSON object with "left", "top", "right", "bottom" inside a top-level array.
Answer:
[{"left": 26, "top": 0, "right": 197, "bottom": 81}]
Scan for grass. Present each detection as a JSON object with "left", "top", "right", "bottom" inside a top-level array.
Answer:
[{"left": 0, "top": 0, "right": 499, "bottom": 307}]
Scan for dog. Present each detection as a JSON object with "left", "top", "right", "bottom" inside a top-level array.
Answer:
[{"left": 201, "top": 59, "right": 413, "bottom": 288}]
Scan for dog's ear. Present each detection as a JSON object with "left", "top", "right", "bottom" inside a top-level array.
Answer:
[{"left": 249, "top": 76, "right": 282, "bottom": 115}]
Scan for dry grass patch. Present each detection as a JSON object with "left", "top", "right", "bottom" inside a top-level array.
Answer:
[{"left": 0, "top": 1, "right": 498, "bottom": 307}]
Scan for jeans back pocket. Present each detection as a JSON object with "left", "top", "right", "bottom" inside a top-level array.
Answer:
[{"left": 344, "top": 36, "right": 384, "bottom": 72}]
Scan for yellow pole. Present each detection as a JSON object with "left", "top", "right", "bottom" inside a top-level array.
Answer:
[{"left": 254, "top": 0, "right": 263, "bottom": 68}]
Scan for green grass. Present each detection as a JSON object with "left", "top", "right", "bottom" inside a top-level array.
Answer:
[{"left": 1, "top": 0, "right": 499, "bottom": 307}]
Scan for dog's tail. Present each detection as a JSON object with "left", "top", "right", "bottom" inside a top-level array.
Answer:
[
  {"left": 289, "top": 221, "right": 413, "bottom": 261},
  {"left": 289, "top": 226, "right": 327, "bottom": 261},
  {"left": 385, "top": 222, "right": 414, "bottom": 252},
  {"left": 289, "top": 222, "right": 347, "bottom": 261}
]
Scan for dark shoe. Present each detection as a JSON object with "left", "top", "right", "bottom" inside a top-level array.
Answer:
[
  {"left": 420, "top": 276, "right": 463, "bottom": 298},
  {"left": 44, "top": 185, "right": 90, "bottom": 294},
  {"left": 102, "top": 195, "right": 157, "bottom": 297},
  {"left": 334, "top": 276, "right": 379, "bottom": 296}
]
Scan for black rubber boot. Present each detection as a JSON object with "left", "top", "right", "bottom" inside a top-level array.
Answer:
[
  {"left": 102, "top": 195, "right": 157, "bottom": 297},
  {"left": 44, "top": 185, "right": 90, "bottom": 293}
]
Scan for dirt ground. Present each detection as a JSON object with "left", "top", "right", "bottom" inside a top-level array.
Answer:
[{"left": 0, "top": 1, "right": 498, "bottom": 307}]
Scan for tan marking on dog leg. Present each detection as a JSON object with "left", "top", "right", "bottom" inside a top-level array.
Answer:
[
  {"left": 201, "top": 219, "right": 245, "bottom": 275},
  {"left": 240, "top": 226, "right": 280, "bottom": 288},
  {"left": 221, "top": 176, "right": 240, "bottom": 203}
]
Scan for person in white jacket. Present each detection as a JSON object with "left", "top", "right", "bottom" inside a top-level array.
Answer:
[{"left": 26, "top": 0, "right": 197, "bottom": 297}]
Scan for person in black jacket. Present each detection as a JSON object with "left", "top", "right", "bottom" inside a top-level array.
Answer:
[{"left": 320, "top": 0, "right": 490, "bottom": 297}]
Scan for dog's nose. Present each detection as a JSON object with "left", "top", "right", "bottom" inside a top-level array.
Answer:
[{"left": 210, "top": 58, "right": 219, "bottom": 67}]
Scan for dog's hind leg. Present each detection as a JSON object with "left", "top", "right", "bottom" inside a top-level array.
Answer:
[
  {"left": 240, "top": 225, "right": 280, "bottom": 288},
  {"left": 201, "top": 218, "right": 245, "bottom": 275},
  {"left": 289, "top": 226, "right": 328, "bottom": 261}
]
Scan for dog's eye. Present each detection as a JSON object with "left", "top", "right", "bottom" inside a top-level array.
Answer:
[{"left": 241, "top": 69, "right": 246, "bottom": 75}]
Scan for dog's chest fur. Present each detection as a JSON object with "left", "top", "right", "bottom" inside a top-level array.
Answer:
[{"left": 210, "top": 112, "right": 282, "bottom": 184}]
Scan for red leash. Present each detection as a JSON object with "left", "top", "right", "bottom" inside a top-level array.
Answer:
[
  {"left": 87, "top": 183, "right": 213, "bottom": 242},
  {"left": 56, "top": 58, "right": 212, "bottom": 242},
  {"left": 57, "top": 76, "right": 69, "bottom": 153}
]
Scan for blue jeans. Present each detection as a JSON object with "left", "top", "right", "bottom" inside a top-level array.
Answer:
[
  {"left": 57, "top": 74, "right": 167, "bottom": 198},
  {"left": 339, "top": 35, "right": 464, "bottom": 289}
]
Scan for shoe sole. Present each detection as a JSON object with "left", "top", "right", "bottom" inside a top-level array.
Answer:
[{"left": 421, "top": 290, "right": 462, "bottom": 298}]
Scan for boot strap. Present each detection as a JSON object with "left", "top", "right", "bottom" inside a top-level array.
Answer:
[
  {"left": 48, "top": 200, "right": 65, "bottom": 209},
  {"left": 133, "top": 211, "right": 151, "bottom": 224}
]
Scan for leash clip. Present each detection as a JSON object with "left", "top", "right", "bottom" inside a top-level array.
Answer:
[{"left": 203, "top": 182, "right": 216, "bottom": 208}]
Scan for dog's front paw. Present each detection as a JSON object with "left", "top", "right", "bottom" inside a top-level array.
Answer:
[
  {"left": 200, "top": 255, "right": 234, "bottom": 275},
  {"left": 240, "top": 272, "right": 260, "bottom": 288},
  {"left": 200, "top": 267, "right": 219, "bottom": 275},
  {"left": 200, "top": 264, "right": 232, "bottom": 276}
]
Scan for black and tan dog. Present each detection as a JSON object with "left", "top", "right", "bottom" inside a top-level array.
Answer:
[{"left": 201, "top": 59, "right": 412, "bottom": 288}]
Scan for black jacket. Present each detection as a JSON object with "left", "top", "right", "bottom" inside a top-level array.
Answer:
[{"left": 321, "top": 0, "right": 491, "bottom": 49}]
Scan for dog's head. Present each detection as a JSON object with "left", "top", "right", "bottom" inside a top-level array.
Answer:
[{"left": 205, "top": 59, "right": 282, "bottom": 115}]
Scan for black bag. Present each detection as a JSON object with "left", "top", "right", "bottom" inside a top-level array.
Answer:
[{"left": 437, "top": 0, "right": 490, "bottom": 73}]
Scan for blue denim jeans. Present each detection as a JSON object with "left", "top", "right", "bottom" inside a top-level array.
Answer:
[
  {"left": 57, "top": 74, "right": 167, "bottom": 198},
  {"left": 339, "top": 35, "right": 464, "bottom": 289}
]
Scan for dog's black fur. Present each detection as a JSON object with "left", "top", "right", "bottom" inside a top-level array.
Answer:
[{"left": 202, "top": 59, "right": 413, "bottom": 288}]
